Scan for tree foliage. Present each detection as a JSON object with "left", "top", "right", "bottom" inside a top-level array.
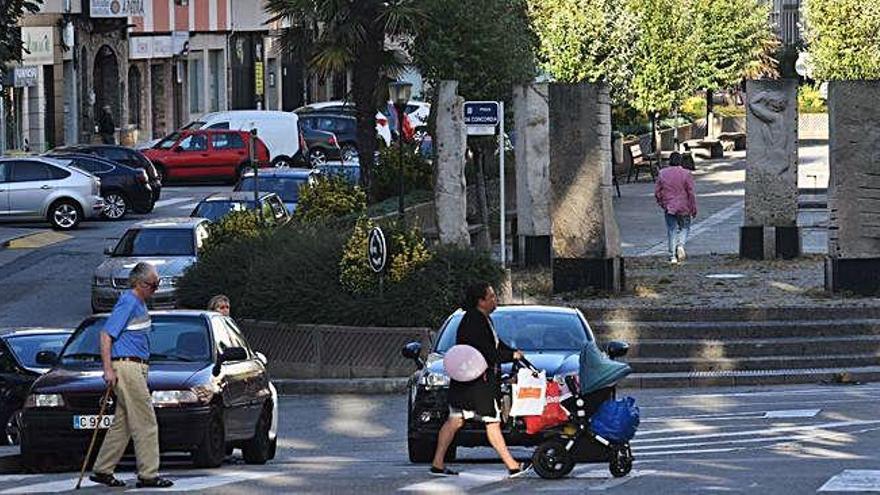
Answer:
[
  {"left": 691, "top": 0, "right": 779, "bottom": 92},
  {"left": 805, "top": 0, "right": 880, "bottom": 80},
  {"left": 410, "top": 0, "right": 537, "bottom": 103},
  {"left": 265, "top": 0, "right": 426, "bottom": 195},
  {"left": 527, "top": 0, "right": 633, "bottom": 93},
  {"left": 0, "top": 0, "right": 42, "bottom": 78}
]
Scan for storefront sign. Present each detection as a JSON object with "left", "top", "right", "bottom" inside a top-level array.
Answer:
[
  {"left": 90, "top": 0, "right": 144, "bottom": 18},
  {"left": 13, "top": 66, "right": 39, "bottom": 87},
  {"left": 21, "top": 27, "right": 54, "bottom": 65},
  {"left": 129, "top": 36, "right": 152, "bottom": 59}
]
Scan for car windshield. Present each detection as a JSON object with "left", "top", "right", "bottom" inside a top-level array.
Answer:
[
  {"left": 5, "top": 334, "right": 70, "bottom": 368},
  {"left": 435, "top": 311, "right": 591, "bottom": 352},
  {"left": 237, "top": 177, "right": 307, "bottom": 202},
  {"left": 192, "top": 200, "right": 256, "bottom": 222},
  {"left": 113, "top": 228, "right": 194, "bottom": 257},
  {"left": 181, "top": 121, "right": 205, "bottom": 131},
  {"left": 60, "top": 315, "right": 212, "bottom": 364},
  {"left": 156, "top": 132, "right": 181, "bottom": 149}
]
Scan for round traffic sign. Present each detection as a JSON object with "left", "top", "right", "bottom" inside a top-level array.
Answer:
[{"left": 368, "top": 227, "right": 387, "bottom": 273}]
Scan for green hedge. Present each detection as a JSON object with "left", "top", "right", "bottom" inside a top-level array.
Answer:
[{"left": 177, "top": 222, "right": 504, "bottom": 328}]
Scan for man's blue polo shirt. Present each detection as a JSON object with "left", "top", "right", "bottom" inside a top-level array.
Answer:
[{"left": 102, "top": 290, "right": 151, "bottom": 360}]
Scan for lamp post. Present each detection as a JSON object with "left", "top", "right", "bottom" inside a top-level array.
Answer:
[{"left": 388, "top": 81, "right": 412, "bottom": 219}]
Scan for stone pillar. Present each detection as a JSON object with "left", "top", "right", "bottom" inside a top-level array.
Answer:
[
  {"left": 433, "top": 80, "right": 470, "bottom": 247},
  {"left": 513, "top": 83, "right": 551, "bottom": 267},
  {"left": 825, "top": 81, "right": 880, "bottom": 295},
  {"left": 549, "top": 82, "right": 623, "bottom": 293},
  {"left": 740, "top": 79, "right": 801, "bottom": 260}
]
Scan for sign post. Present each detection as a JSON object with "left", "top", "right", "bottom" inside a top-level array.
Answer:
[{"left": 464, "top": 101, "right": 506, "bottom": 266}]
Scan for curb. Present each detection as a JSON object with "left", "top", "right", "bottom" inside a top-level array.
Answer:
[{"left": 274, "top": 378, "right": 408, "bottom": 395}]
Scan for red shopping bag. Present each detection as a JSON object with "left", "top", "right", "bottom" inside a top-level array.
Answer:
[{"left": 524, "top": 381, "right": 570, "bottom": 434}]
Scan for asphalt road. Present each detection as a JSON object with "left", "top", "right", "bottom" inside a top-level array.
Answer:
[
  {"left": 0, "top": 383, "right": 878, "bottom": 493},
  {"left": 0, "top": 183, "right": 231, "bottom": 328}
]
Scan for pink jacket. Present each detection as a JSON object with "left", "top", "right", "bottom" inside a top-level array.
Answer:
[{"left": 655, "top": 166, "right": 697, "bottom": 216}]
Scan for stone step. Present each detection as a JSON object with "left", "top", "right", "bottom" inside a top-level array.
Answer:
[
  {"left": 623, "top": 334, "right": 880, "bottom": 359},
  {"left": 581, "top": 307, "right": 880, "bottom": 323},
  {"left": 590, "top": 319, "right": 880, "bottom": 341},
  {"left": 627, "top": 353, "right": 880, "bottom": 373},
  {"left": 622, "top": 366, "right": 880, "bottom": 388}
]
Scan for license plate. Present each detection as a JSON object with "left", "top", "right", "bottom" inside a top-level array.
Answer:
[{"left": 73, "top": 415, "right": 114, "bottom": 430}]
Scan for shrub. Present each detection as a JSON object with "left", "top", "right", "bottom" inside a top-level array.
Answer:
[
  {"left": 372, "top": 143, "right": 433, "bottom": 203},
  {"left": 713, "top": 104, "right": 746, "bottom": 117},
  {"left": 798, "top": 84, "right": 827, "bottom": 114},
  {"left": 293, "top": 175, "right": 366, "bottom": 224},
  {"left": 177, "top": 223, "right": 503, "bottom": 328},
  {"left": 201, "top": 210, "right": 271, "bottom": 255},
  {"left": 680, "top": 95, "right": 707, "bottom": 121}
]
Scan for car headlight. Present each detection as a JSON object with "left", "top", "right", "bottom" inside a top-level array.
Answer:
[
  {"left": 93, "top": 276, "right": 112, "bottom": 287},
  {"left": 158, "top": 277, "right": 179, "bottom": 288},
  {"left": 418, "top": 372, "right": 450, "bottom": 388},
  {"left": 25, "top": 393, "right": 65, "bottom": 408},
  {"left": 151, "top": 390, "right": 199, "bottom": 407}
]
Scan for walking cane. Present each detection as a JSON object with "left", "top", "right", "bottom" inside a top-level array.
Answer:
[{"left": 75, "top": 385, "right": 113, "bottom": 490}]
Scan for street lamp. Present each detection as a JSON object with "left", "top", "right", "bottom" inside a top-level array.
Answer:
[{"left": 388, "top": 80, "right": 412, "bottom": 219}]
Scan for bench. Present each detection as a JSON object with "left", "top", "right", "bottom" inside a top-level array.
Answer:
[
  {"left": 627, "top": 144, "right": 658, "bottom": 183},
  {"left": 683, "top": 139, "right": 724, "bottom": 159}
]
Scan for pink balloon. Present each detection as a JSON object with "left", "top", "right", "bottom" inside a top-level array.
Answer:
[{"left": 443, "top": 345, "right": 488, "bottom": 382}]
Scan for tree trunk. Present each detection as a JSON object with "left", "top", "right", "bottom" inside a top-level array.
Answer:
[
  {"left": 473, "top": 143, "right": 492, "bottom": 251},
  {"left": 352, "top": 24, "right": 383, "bottom": 201},
  {"left": 650, "top": 112, "right": 658, "bottom": 155},
  {"left": 705, "top": 89, "right": 714, "bottom": 139}
]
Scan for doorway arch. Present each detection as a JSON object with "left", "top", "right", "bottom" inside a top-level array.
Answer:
[{"left": 93, "top": 45, "right": 119, "bottom": 123}]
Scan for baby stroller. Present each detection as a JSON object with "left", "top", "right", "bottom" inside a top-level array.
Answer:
[{"left": 530, "top": 340, "right": 638, "bottom": 479}]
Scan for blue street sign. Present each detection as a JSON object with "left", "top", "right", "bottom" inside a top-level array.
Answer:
[{"left": 464, "top": 101, "right": 499, "bottom": 126}]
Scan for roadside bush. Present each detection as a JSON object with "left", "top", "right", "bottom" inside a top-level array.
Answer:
[
  {"left": 372, "top": 144, "right": 433, "bottom": 203},
  {"left": 294, "top": 175, "right": 366, "bottom": 224},
  {"left": 713, "top": 104, "right": 746, "bottom": 117},
  {"left": 177, "top": 222, "right": 503, "bottom": 328},
  {"left": 680, "top": 95, "right": 707, "bottom": 121},
  {"left": 201, "top": 210, "right": 271, "bottom": 255},
  {"left": 798, "top": 84, "right": 827, "bottom": 114}
]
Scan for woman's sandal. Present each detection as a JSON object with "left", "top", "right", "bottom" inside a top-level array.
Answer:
[
  {"left": 89, "top": 472, "right": 126, "bottom": 487},
  {"left": 135, "top": 477, "right": 174, "bottom": 488}
]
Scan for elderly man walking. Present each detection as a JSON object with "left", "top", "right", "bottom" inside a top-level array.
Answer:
[{"left": 89, "top": 262, "right": 173, "bottom": 489}]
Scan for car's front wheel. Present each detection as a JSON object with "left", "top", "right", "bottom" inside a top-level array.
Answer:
[
  {"left": 242, "top": 403, "right": 273, "bottom": 464},
  {"left": 48, "top": 199, "right": 82, "bottom": 230},
  {"left": 192, "top": 406, "right": 226, "bottom": 468},
  {"left": 309, "top": 149, "right": 327, "bottom": 167},
  {"left": 4, "top": 410, "right": 21, "bottom": 446}
]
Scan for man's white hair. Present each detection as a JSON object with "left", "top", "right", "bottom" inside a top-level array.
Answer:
[{"left": 129, "top": 262, "right": 157, "bottom": 288}]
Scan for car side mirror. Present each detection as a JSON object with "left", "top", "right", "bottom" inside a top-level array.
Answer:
[
  {"left": 605, "top": 340, "right": 630, "bottom": 360},
  {"left": 35, "top": 350, "right": 58, "bottom": 366},
  {"left": 103, "top": 237, "right": 118, "bottom": 255},
  {"left": 401, "top": 342, "right": 424, "bottom": 369},
  {"left": 220, "top": 347, "right": 247, "bottom": 363}
]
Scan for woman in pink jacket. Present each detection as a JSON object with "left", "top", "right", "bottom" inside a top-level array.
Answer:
[{"left": 654, "top": 153, "right": 697, "bottom": 264}]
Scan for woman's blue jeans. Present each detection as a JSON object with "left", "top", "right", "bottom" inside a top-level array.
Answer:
[{"left": 665, "top": 213, "right": 691, "bottom": 257}]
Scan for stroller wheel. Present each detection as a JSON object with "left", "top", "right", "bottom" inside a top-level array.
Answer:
[
  {"left": 609, "top": 445, "right": 633, "bottom": 478},
  {"left": 532, "top": 440, "right": 575, "bottom": 479}
]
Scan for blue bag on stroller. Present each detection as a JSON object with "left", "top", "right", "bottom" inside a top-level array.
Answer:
[{"left": 591, "top": 396, "right": 640, "bottom": 443}]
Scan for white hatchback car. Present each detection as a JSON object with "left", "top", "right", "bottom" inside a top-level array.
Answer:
[{"left": 0, "top": 157, "right": 104, "bottom": 230}]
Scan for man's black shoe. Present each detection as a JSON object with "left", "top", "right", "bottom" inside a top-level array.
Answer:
[
  {"left": 430, "top": 466, "right": 459, "bottom": 476},
  {"left": 89, "top": 473, "right": 126, "bottom": 487},
  {"left": 135, "top": 477, "right": 174, "bottom": 488}
]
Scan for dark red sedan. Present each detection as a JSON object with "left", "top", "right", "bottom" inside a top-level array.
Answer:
[{"left": 143, "top": 130, "right": 271, "bottom": 182}]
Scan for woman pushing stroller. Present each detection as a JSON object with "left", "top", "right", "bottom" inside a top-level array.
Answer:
[{"left": 430, "top": 282, "right": 533, "bottom": 478}]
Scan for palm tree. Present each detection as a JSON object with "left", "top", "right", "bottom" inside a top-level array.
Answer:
[{"left": 265, "top": 0, "right": 425, "bottom": 197}]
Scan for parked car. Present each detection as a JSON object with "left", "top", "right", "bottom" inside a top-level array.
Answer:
[
  {"left": 45, "top": 153, "right": 153, "bottom": 219},
  {"left": 143, "top": 130, "right": 271, "bottom": 183},
  {"left": 300, "top": 125, "right": 342, "bottom": 167},
  {"left": 0, "top": 328, "right": 73, "bottom": 445},
  {"left": 50, "top": 145, "right": 162, "bottom": 205},
  {"left": 294, "top": 101, "right": 393, "bottom": 147},
  {"left": 178, "top": 110, "right": 302, "bottom": 167},
  {"left": 234, "top": 168, "right": 318, "bottom": 213},
  {"left": 19, "top": 311, "right": 277, "bottom": 471},
  {"left": 0, "top": 157, "right": 104, "bottom": 230},
  {"left": 190, "top": 191, "right": 290, "bottom": 226},
  {"left": 91, "top": 217, "right": 210, "bottom": 313},
  {"left": 314, "top": 161, "right": 360, "bottom": 185},
  {"left": 401, "top": 305, "right": 628, "bottom": 462},
  {"left": 299, "top": 114, "right": 360, "bottom": 164}
]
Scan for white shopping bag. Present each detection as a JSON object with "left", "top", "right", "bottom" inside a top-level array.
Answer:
[{"left": 509, "top": 368, "right": 547, "bottom": 417}]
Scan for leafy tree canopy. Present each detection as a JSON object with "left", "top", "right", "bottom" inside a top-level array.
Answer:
[
  {"left": 805, "top": 0, "right": 880, "bottom": 80},
  {"left": 0, "top": 0, "right": 42, "bottom": 76}
]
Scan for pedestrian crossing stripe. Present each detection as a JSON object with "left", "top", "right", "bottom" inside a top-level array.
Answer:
[
  {"left": 818, "top": 470, "right": 880, "bottom": 492},
  {"left": 0, "top": 470, "right": 282, "bottom": 494}
]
